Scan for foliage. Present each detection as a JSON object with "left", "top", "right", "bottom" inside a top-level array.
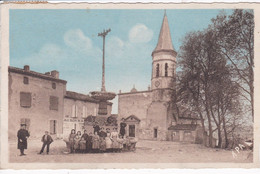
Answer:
[{"left": 177, "top": 10, "right": 254, "bottom": 148}]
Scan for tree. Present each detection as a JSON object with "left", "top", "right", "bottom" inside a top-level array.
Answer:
[
  {"left": 177, "top": 9, "right": 254, "bottom": 148},
  {"left": 212, "top": 10, "right": 254, "bottom": 121}
]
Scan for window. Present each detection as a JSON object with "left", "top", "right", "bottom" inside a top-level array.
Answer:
[
  {"left": 72, "top": 104, "right": 78, "bottom": 117},
  {"left": 52, "top": 82, "right": 56, "bottom": 89},
  {"left": 20, "top": 118, "right": 30, "bottom": 130},
  {"left": 50, "top": 120, "right": 57, "bottom": 134},
  {"left": 49, "top": 96, "right": 59, "bottom": 110},
  {"left": 165, "top": 63, "right": 168, "bottom": 77},
  {"left": 172, "top": 132, "right": 176, "bottom": 136},
  {"left": 20, "top": 92, "right": 32, "bottom": 108},
  {"left": 184, "top": 131, "right": 191, "bottom": 136},
  {"left": 82, "top": 106, "right": 87, "bottom": 118},
  {"left": 23, "top": 77, "right": 29, "bottom": 84},
  {"left": 129, "top": 125, "right": 136, "bottom": 137},
  {"left": 156, "top": 64, "right": 159, "bottom": 77}
]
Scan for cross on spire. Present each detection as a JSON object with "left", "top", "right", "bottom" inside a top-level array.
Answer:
[{"left": 152, "top": 11, "right": 176, "bottom": 54}]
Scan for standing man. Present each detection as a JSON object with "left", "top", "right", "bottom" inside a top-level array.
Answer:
[
  {"left": 93, "top": 122, "right": 100, "bottom": 135},
  {"left": 17, "top": 124, "right": 30, "bottom": 156},
  {"left": 38, "top": 131, "right": 53, "bottom": 155}
]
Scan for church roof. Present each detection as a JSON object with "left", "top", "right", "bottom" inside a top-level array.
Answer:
[{"left": 152, "top": 13, "right": 176, "bottom": 55}]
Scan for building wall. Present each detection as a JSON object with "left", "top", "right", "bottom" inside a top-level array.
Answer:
[
  {"left": 118, "top": 91, "right": 152, "bottom": 120},
  {"left": 143, "top": 101, "right": 169, "bottom": 140},
  {"left": 63, "top": 98, "right": 112, "bottom": 138},
  {"left": 8, "top": 72, "right": 66, "bottom": 139},
  {"left": 118, "top": 90, "right": 176, "bottom": 141}
]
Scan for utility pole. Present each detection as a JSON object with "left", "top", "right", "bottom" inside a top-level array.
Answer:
[{"left": 98, "top": 28, "right": 111, "bottom": 92}]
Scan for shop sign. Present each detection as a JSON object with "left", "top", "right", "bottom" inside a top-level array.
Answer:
[{"left": 64, "top": 118, "right": 84, "bottom": 123}]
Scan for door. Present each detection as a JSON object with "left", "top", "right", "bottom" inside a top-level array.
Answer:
[
  {"left": 154, "top": 128, "right": 158, "bottom": 138},
  {"left": 50, "top": 120, "right": 57, "bottom": 134},
  {"left": 129, "top": 125, "right": 135, "bottom": 137}
]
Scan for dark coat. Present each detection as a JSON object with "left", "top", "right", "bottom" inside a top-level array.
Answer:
[
  {"left": 81, "top": 133, "right": 89, "bottom": 141},
  {"left": 41, "top": 134, "right": 53, "bottom": 144},
  {"left": 17, "top": 129, "right": 30, "bottom": 149},
  {"left": 86, "top": 135, "right": 93, "bottom": 150},
  {"left": 93, "top": 125, "right": 100, "bottom": 134},
  {"left": 99, "top": 131, "right": 107, "bottom": 138},
  {"left": 120, "top": 123, "right": 127, "bottom": 136}
]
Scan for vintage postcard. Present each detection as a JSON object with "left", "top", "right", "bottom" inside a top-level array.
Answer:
[{"left": 0, "top": 2, "right": 260, "bottom": 169}]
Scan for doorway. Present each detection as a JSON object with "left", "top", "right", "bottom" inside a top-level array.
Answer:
[
  {"left": 129, "top": 125, "right": 135, "bottom": 137},
  {"left": 154, "top": 128, "right": 158, "bottom": 138}
]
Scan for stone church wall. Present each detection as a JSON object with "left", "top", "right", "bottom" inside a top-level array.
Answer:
[{"left": 118, "top": 91, "right": 152, "bottom": 121}]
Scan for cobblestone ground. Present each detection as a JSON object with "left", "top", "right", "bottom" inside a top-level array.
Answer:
[{"left": 9, "top": 139, "right": 253, "bottom": 163}]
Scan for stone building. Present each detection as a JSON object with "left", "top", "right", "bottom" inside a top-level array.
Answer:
[
  {"left": 8, "top": 65, "right": 67, "bottom": 139},
  {"left": 63, "top": 91, "right": 112, "bottom": 137},
  {"left": 8, "top": 65, "right": 113, "bottom": 139},
  {"left": 118, "top": 13, "right": 202, "bottom": 142}
]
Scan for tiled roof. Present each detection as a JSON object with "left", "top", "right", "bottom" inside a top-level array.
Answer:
[
  {"left": 65, "top": 91, "right": 98, "bottom": 103},
  {"left": 65, "top": 91, "right": 112, "bottom": 105},
  {"left": 118, "top": 90, "right": 151, "bottom": 95},
  {"left": 168, "top": 124, "right": 198, "bottom": 131},
  {"left": 8, "top": 66, "right": 67, "bottom": 84}
]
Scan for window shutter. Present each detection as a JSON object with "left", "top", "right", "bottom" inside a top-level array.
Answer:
[
  {"left": 20, "top": 92, "right": 32, "bottom": 108},
  {"left": 72, "top": 105, "right": 75, "bottom": 117},
  {"left": 50, "top": 120, "right": 54, "bottom": 134},
  {"left": 83, "top": 106, "right": 87, "bottom": 118},
  {"left": 20, "top": 118, "right": 30, "bottom": 130},
  {"left": 50, "top": 120, "right": 56, "bottom": 134},
  {"left": 75, "top": 105, "right": 78, "bottom": 117},
  {"left": 49, "top": 96, "right": 59, "bottom": 110}
]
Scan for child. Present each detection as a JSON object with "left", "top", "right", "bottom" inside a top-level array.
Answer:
[
  {"left": 74, "top": 131, "right": 82, "bottom": 153},
  {"left": 38, "top": 131, "right": 53, "bottom": 155},
  {"left": 92, "top": 132, "right": 100, "bottom": 153},
  {"left": 68, "top": 129, "right": 76, "bottom": 153},
  {"left": 99, "top": 127, "right": 107, "bottom": 153}
]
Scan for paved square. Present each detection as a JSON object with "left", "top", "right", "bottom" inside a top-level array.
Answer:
[{"left": 9, "top": 139, "right": 252, "bottom": 163}]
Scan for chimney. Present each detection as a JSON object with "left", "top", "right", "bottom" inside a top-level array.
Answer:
[
  {"left": 148, "top": 85, "right": 151, "bottom": 91},
  {"left": 119, "top": 90, "right": 121, "bottom": 94},
  {"left": 24, "top": 65, "right": 30, "bottom": 71},
  {"left": 51, "top": 70, "right": 59, "bottom": 79}
]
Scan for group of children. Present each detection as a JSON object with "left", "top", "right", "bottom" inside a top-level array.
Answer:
[{"left": 67, "top": 127, "right": 136, "bottom": 153}]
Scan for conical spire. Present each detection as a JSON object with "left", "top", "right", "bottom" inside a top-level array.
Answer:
[{"left": 153, "top": 12, "right": 176, "bottom": 54}]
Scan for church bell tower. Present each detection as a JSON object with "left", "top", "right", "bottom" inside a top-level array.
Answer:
[{"left": 151, "top": 12, "right": 177, "bottom": 102}]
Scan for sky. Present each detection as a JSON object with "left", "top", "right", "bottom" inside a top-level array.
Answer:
[{"left": 9, "top": 9, "right": 233, "bottom": 113}]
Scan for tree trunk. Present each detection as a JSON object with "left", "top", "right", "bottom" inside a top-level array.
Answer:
[
  {"left": 217, "top": 127, "right": 222, "bottom": 148},
  {"left": 222, "top": 116, "right": 228, "bottom": 148}
]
